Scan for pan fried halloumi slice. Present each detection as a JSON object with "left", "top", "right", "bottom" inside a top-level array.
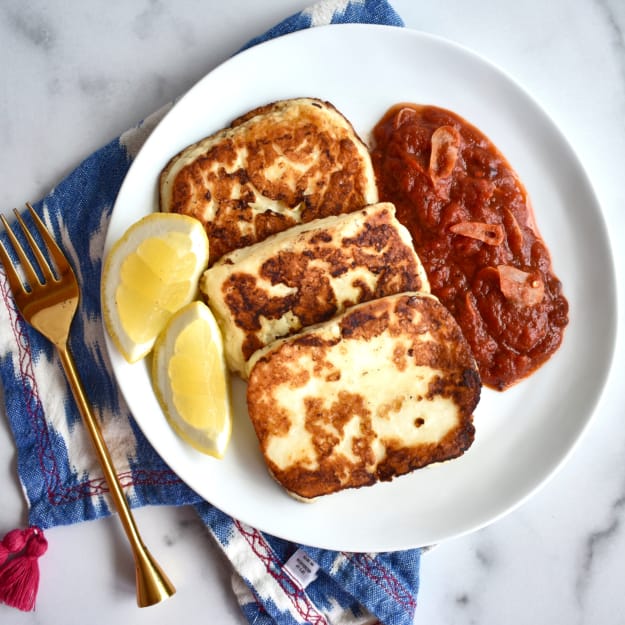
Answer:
[
  {"left": 160, "top": 97, "right": 378, "bottom": 265},
  {"left": 246, "top": 292, "right": 481, "bottom": 501},
  {"left": 200, "top": 203, "right": 430, "bottom": 377}
]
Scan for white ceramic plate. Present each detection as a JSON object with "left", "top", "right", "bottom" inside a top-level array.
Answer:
[{"left": 104, "top": 24, "right": 617, "bottom": 551}]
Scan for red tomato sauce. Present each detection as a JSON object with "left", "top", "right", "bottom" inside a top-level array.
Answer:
[{"left": 371, "top": 104, "right": 569, "bottom": 390}]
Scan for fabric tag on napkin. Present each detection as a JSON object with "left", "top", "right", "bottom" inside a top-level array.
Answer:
[
  {"left": 0, "top": 1, "right": 421, "bottom": 624},
  {"left": 284, "top": 549, "right": 320, "bottom": 588}
]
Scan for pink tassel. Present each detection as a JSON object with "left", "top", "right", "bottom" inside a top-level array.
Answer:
[{"left": 0, "top": 526, "right": 47, "bottom": 611}]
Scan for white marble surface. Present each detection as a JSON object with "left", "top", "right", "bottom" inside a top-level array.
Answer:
[{"left": 1, "top": 1, "right": 623, "bottom": 623}]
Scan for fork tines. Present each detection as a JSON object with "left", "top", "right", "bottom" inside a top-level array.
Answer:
[{"left": 0, "top": 203, "right": 68, "bottom": 293}]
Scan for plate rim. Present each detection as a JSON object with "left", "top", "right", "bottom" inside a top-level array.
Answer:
[{"left": 104, "top": 23, "right": 618, "bottom": 551}]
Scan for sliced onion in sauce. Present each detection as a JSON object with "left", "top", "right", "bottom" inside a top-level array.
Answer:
[
  {"left": 394, "top": 107, "right": 417, "bottom": 128},
  {"left": 429, "top": 125, "right": 461, "bottom": 182},
  {"left": 497, "top": 265, "right": 545, "bottom": 306},
  {"left": 449, "top": 221, "right": 505, "bottom": 245}
]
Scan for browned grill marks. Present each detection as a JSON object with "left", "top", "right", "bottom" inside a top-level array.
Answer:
[
  {"left": 161, "top": 98, "right": 379, "bottom": 265},
  {"left": 201, "top": 203, "right": 429, "bottom": 376},
  {"left": 247, "top": 293, "right": 481, "bottom": 500}
]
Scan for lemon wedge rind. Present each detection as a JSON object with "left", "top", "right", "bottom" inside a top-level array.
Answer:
[
  {"left": 101, "top": 213, "right": 209, "bottom": 363},
  {"left": 151, "top": 300, "right": 232, "bottom": 459}
]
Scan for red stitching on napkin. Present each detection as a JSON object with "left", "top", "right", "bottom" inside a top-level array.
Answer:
[
  {"left": 341, "top": 552, "right": 416, "bottom": 609},
  {"left": 1, "top": 270, "right": 60, "bottom": 493},
  {"left": 234, "top": 520, "right": 327, "bottom": 625},
  {"left": 1, "top": 271, "right": 186, "bottom": 507},
  {"left": 47, "top": 469, "right": 186, "bottom": 504}
]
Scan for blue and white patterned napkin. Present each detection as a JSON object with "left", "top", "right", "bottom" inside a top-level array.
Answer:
[{"left": 0, "top": 2, "right": 421, "bottom": 623}]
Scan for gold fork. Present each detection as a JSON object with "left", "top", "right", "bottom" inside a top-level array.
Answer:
[{"left": 0, "top": 203, "right": 176, "bottom": 607}]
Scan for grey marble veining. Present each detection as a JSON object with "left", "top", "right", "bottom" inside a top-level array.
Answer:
[{"left": 5, "top": 6, "right": 56, "bottom": 51}]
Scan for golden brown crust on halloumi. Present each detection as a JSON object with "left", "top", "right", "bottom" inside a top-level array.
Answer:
[
  {"left": 159, "top": 97, "right": 378, "bottom": 265},
  {"left": 200, "top": 203, "right": 430, "bottom": 377},
  {"left": 246, "top": 293, "right": 481, "bottom": 500}
]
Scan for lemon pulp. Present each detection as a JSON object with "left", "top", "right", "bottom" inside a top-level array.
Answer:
[
  {"left": 170, "top": 318, "right": 227, "bottom": 429},
  {"left": 117, "top": 232, "right": 196, "bottom": 343},
  {"left": 101, "top": 213, "right": 209, "bottom": 363},
  {"left": 152, "top": 301, "right": 231, "bottom": 458}
]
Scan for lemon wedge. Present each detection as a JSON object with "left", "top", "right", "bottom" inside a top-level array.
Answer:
[
  {"left": 151, "top": 301, "right": 231, "bottom": 457},
  {"left": 102, "top": 213, "right": 209, "bottom": 363}
]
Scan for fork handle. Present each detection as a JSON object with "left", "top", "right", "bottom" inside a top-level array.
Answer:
[{"left": 56, "top": 344, "right": 176, "bottom": 607}]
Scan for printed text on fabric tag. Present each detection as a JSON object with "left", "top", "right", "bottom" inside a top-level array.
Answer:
[{"left": 283, "top": 548, "right": 320, "bottom": 588}]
